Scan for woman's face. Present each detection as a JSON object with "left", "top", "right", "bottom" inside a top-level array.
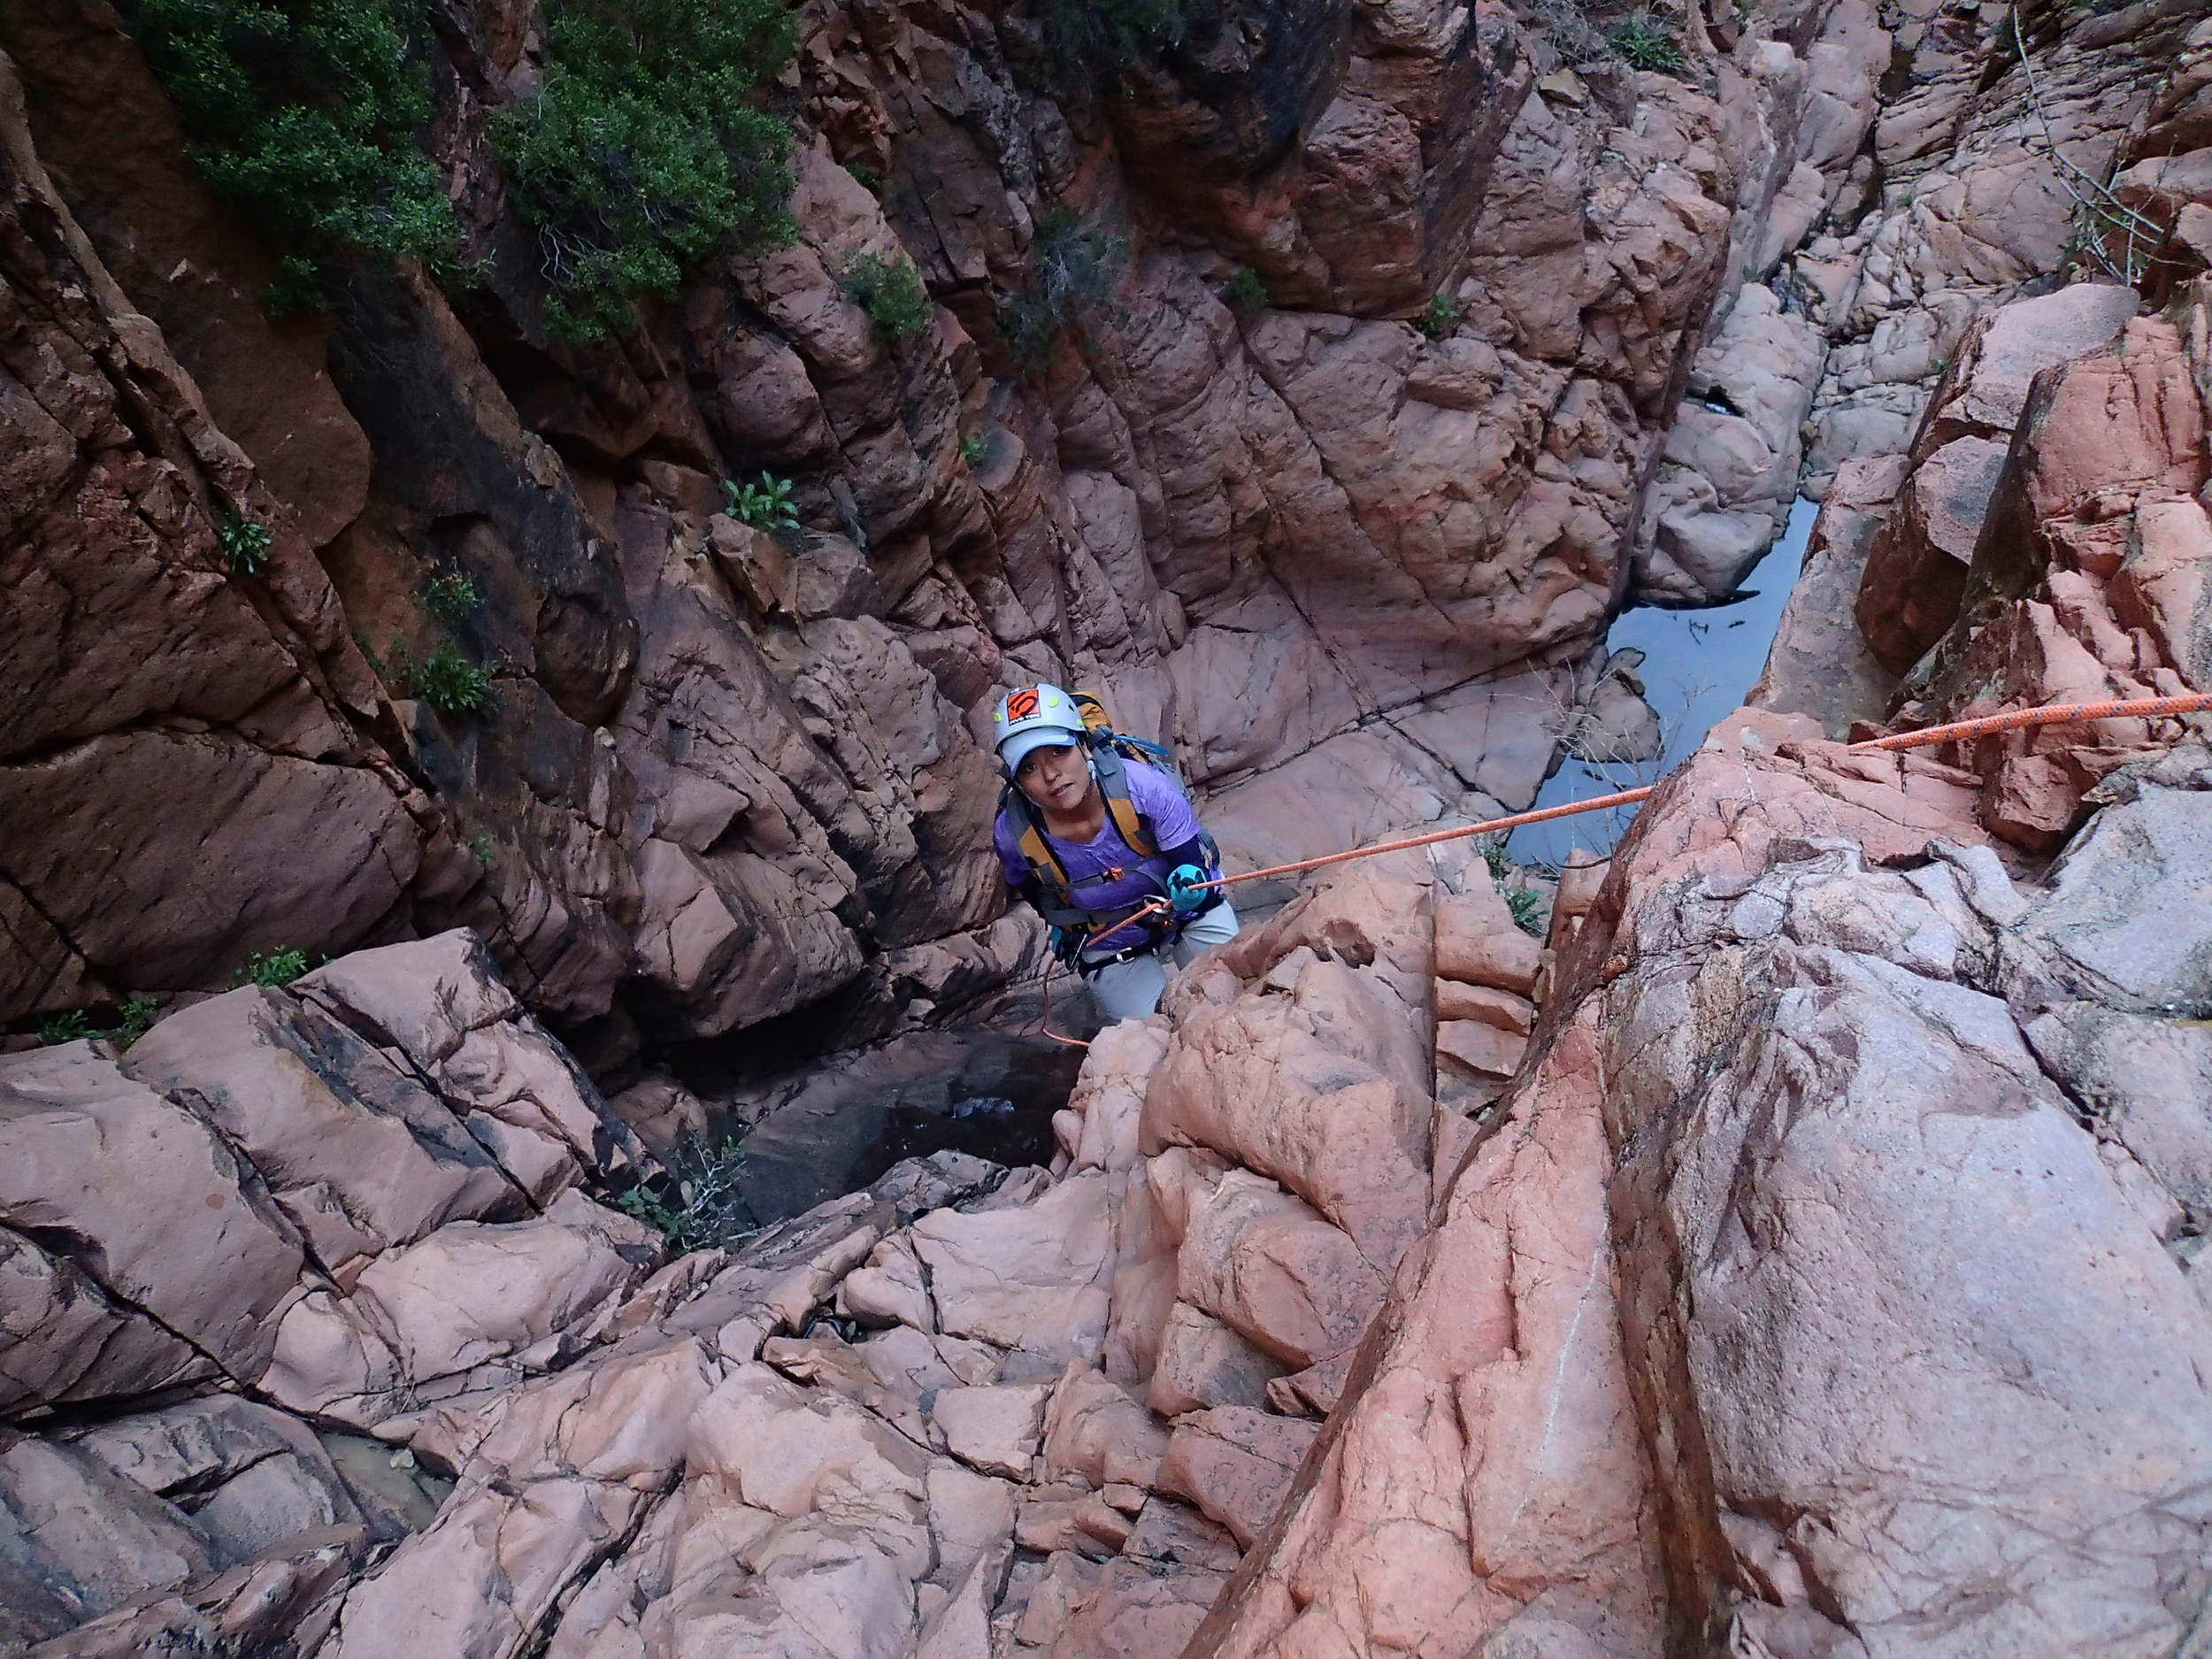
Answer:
[{"left": 1015, "top": 742, "right": 1094, "bottom": 816}]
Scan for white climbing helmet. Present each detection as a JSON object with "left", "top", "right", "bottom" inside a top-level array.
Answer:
[{"left": 992, "top": 683, "right": 1085, "bottom": 772}]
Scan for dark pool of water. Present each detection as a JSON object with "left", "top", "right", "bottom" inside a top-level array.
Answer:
[
  {"left": 847, "top": 1089, "right": 1068, "bottom": 1193},
  {"left": 1509, "top": 496, "right": 1817, "bottom": 869},
  {"left": 730, "top": 1027, "right": 1088, "bottom": 1225}
]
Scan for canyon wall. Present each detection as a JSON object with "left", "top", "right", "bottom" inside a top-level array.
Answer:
[
  {"left": 9, "top": 0, "right": 2212, "bottom": 1656},
  {"left": 1, "top": 0, "right": 1879, "bottom": 1062}
]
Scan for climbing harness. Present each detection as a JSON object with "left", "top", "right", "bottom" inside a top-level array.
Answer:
[{"left": 1033, "top": 691, "right": 2212, "bottom": 1048}]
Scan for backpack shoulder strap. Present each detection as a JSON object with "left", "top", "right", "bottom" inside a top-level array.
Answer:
[
  {"left": 1087, "top": 745, "right": 1156, "bottom": 857},
  {"left": 998, "top": 787, "right": 1071, "bottom": 895}
]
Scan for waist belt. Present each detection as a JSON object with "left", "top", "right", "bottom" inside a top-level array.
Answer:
[{"left": 1075, "top": 891, "right": 1223, "bottom": 975}]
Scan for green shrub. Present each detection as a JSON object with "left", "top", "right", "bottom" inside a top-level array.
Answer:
[
  {"left": 239, "top": 947, "right": 312, "bottom": 987},
  {"left": 1608, "top": 11, "right": 1686, "bottom": 72},
  {"left": 959, "top": 434, "right": 987, "bottom": 467},
  {"left": 1505, "top": 886, "right": 1548, "bottom": 938},
  {"left": 1478, "top": 834, "right": 1511, "bottom": 882},
  {"left": 37, "top": 1010, "right": 95, "bottom": 1046},
  {"left": 1002, "top": 209, "right": 1126, "bottom": 377},
  {"left": 615, "top": 1136, "right": 754, "bottom": 1253},
  {"left": 1033, "top": 0, "right": 1189, "bottom": 85},
  {"left": 1415, "top": 291, "right": 1460, "bottom": 340},
  {"left": 113, "top": 995, "right": 162, "bottom": 1047},
  {"left": 119, "top": 0, "right": 456, "bottom": 296},
  {"left": 467, "top": 830, "right": 499, "bottom": 866},
  {"left": 394, "top": 641, "right": 495, "bottom": 716},
  {"left": 421, "top": 571, "right": 480, "bottom": 622},
  {"left": 724, "top": 472, "right": 799, "bottom": 532},
  {"left": 219, "top": 513, "right": 273, "bottom": 574},
  {"left": 1222, "top": 265, "right": 1269, "bottom": 315},
  {"left": 497, "top": 0, "right": 797, "bottom": 341},
  {"left": 35, "top": 995, "right": 165, "bottom": 1048},
  {"left": 839, "top": 250, "right": 934, "bottom": 344}
]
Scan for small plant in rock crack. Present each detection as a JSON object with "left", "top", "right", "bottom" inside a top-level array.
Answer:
[
  {"left": 1478, "top": 834, "right": 1512, "bottom": 883},
  {"left": 219, "top": 512, "right": 273, "bottom": 575},
  {"left": 1504, "top": 886, "right": 1548, "bottom": 938},
  {"left": 1415, "top": 291, "right": 1460, "bottom": 340},
  {"left": 839, "top": 249, "right": 934, "bottom": 344},
  {"left": 1222, "top": 265, "right": 1269, "bottom": 315},
  {"left": 35, "top": 995, "right": 162, "bottom": 1048},
  {"left": 1608, "top": 11, "right": 1686, "bottom": 73},
  {"left": 237, "top": 947, "right": 314, "bottom": 987},
  {"left": 37, "top": 1010, "right": 96, "bottom": 1045},
  {"left": 390, "top": 641, "right": 496, "bottom": 718},
  {"left": 959, "top": 434, "right": 987, "bottom": 467},
  {"left": 616, "top": 1136, "right": 755, "bottom": 1254},
  {"left": 467, "top": 830, "right": 500, "bottom": 867},
  {"left": 421, "top": 571, "right": 481, "bottom": 623},
  {"left": 725, "top": 472, "right": 800, "bottom": 532},
  {"left": 112, "top": 995, "right": 162, "bottom": 1047}
]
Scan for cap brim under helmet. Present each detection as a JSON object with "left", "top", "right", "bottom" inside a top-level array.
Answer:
[{"left": 999, "top": 726, "right": 1084, "bottom": 772}]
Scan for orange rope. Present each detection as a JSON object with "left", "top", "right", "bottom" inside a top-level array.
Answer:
[
  {"left": 1030, "top": 692, "right": 2212, "bottom": 1048},
  {"left": 1203, "top": 787, "right": 1658, "bottom": 892},
  {"left": 1844, "top": 691, "right": 2212, "bottom": 751},
  {"left": 1038, "top": 955, "right": 1089, "bottom": 1048}
]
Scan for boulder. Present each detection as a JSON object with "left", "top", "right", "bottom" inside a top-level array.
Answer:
[
  {"left": 1156, "top": 1407, "right": 1319, "bottom": 1548},
  {"left": 1435, "top": 890, "right": 1543, "bottom": 996},
  {"left": 1173, "top": 1171, "right": 1384, "bottom": 1371},
  {"left": 1040, "top": 1364, "right": 1170, "bottom": 1492},
  {"left": 0, "top": 1043, "right": 303, "bottom": 1403},
  {"left": 258, "top": 1191, "right": 656, "bottom": 1427},
  {"left": 1605, "top": 833, "right": 2212, "bottom": 1651},
  {"left": 909, "top": 1172, "right": 1116, "bottom": 1371},
  {"left": 72, "top": 1395, "right": 365, "bottom": 1565},
  {"left": 123, "top": 986, "right": 525, "bottom": 1280},
  {"left": 932, "top": 1382, "right": 1050, "bottom": 1481},
  {"left": 0, "top": 1436, "right": 217, "bottom": 1637}
]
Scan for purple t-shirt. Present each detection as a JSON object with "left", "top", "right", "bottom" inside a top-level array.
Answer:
[{"left": 994, "top": 757, "right": 1202, "bottom": 915}]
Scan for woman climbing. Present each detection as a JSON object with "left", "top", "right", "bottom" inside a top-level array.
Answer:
[{"left": 989, "top": 683, "right": 1240, "bottom": 1022}]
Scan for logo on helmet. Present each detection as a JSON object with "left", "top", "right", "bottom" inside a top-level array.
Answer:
[{"left": 1005, "top": 687, "right": 1041, "bottom": 721}]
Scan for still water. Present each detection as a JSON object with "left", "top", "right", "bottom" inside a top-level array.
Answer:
[{"left": 1509, "top": 496, "right": 1818, "bottom": 868}]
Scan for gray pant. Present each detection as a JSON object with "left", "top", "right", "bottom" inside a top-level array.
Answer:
[{"left": 1082, "top": 901, "right": 1240, "bottom": 1023}]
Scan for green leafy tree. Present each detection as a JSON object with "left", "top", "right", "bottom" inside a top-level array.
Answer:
[
  {"left": 1505, "top": 887, "right": 1548, "bottom": 938},
  {"left": 38, "top": 1010, "right": 95, "bottom": 1045},
  {"left": 498, "top": 0, "right": 798, "bottom": 340},
  {"left": 615, "top": 1137, "right": 754, "bottom": 1253},
  {"left": 119, "top": 0, "right": 456, "bottom": 296},
  {"left": 391, "top": 641, "right": 495, "bottom": 716}
]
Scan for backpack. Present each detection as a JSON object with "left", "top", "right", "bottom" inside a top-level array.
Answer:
[{"left": 997, "top": 692, "right": 1217, "bottom": 928}]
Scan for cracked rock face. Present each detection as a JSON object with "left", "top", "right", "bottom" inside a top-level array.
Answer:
[{"left": 11, "top": 0, "right": 2212, "bottom": 1653}]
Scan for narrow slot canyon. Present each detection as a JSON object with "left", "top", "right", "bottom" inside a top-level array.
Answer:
[{"left": 4, "top": 0, "right": 2212, "bottom": 1653}]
